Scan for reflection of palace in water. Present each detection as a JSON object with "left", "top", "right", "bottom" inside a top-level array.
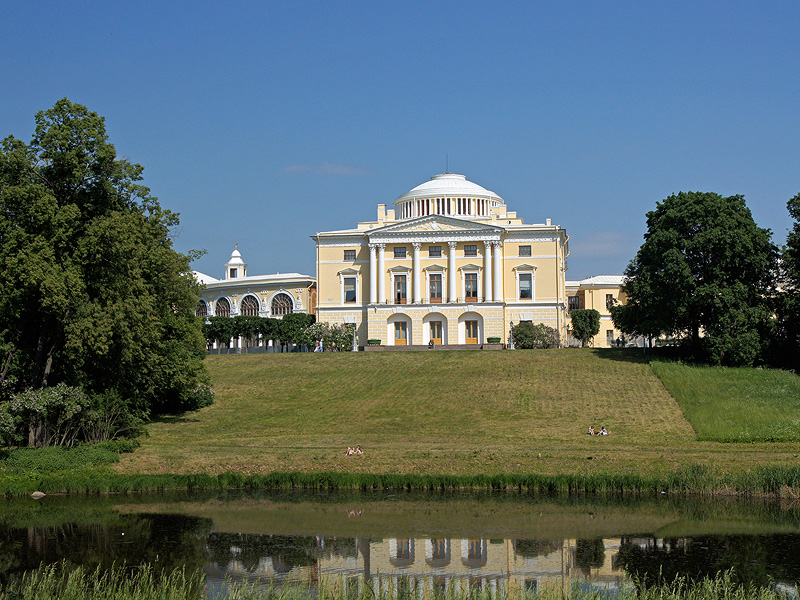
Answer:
[{"left": 205, "top": 535, "right": 631, "bottom": 597}]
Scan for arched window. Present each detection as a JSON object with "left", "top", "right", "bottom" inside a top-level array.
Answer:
[
  {"left": 271, "top": 293, "right": 293, "bottom": 316},
  {"left": 240, "top": 295, "right": 260, "bottom": 316},
  {"left": 196, "top": 300, "right": 208, "bottom": 317},
  {"left": 215, "top": 297, "right": 230, "bottom": 317}
]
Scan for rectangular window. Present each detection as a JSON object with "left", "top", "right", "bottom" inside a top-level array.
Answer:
[
  {"left": 229, "top": 268, "right": 237, "bottom": 278},
  {"left": 606, "top": 293, "right": 615, "bottom": 309},
  {"left": 568, "top": 295, "right": 580, "bottom": 310},
  {"left": 465, "top": 273, "right": 478, "bottom": 302},
  {"left": 431, "top": 539, "right": 446, "bottom": 560},
  {"left": 343, "top": 250, "right": 356, "bottom": 261},
  {"left": 428, "top": 245, "right": 442, "bottom": 257},
  {"left": 394, "top": 246, "right": 406, "bottom": 258},
  {"left": 464, "top": 244, "right": 477, "bottom": 257},
  {"left": 396, "top": 539, "right": 410, "bottom": 560},
  {"left": 519, "top": 245, "right": 531, "bottom": 256},
  {"left": 394, "top": 274, "right": 407, "bottom": 304},
  {"left": 429, "top": 273, "right": 442, "bottom": 303},
  {"left": 607, "top": 329, "right": 615, "bottom": 345},
  {"left": 519, "top": 273, "right": 532, "bottom": 300},
  {"left": 344, "top": 277, "right": 356, "bottom": 303}
]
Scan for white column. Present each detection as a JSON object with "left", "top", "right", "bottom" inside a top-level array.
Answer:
[
  {"left": 493, "top": 241, "right": 502, "bottom": 302},
  {"left": 412, "top": 242, "right": 422, "bottom": 303},
  {"left": 369, "top": 244, "right": 377, "bottom": 304},
  {"left": 448, "top": 242, "right": 457, "bottom": 302},
  {"left": 484, "top": 241, "right": 493, "bottom": 302},
  {"left": 378, "top": 244, "right": 386, "bottom": 303}
]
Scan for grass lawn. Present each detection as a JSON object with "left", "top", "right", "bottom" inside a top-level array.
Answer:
[
  {"left": 651, "top": 361, "right": 800, "bottom": 442},
  {"left": 116, "top": 349, "right": 800, "bottom": 479}
]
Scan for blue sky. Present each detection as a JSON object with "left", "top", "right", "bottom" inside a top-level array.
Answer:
[{"left": 3, "top": 1, "right": 798, "bottom": 280}]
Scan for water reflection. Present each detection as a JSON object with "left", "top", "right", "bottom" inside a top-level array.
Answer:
[{"left": 0, "top": 491, "right": 798, "bottom": 596}]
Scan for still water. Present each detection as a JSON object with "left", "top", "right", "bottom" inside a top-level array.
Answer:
[{"left": 1, "top": 490, "right": 799, "bottom": 596}]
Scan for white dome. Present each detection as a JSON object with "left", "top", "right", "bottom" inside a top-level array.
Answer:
[
  {"left": 226, "top": 246, "right": 245, "bottom": 266},
  {"left": 394, "top": 173, "right": 503, "bottom": 204}
]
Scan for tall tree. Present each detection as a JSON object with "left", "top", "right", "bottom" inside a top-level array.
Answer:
[
  {"left": 0, "top": 99, "right": 208, "bottom": 414},
  {"left": 775, "top": 193, "right": 800, "bottom": 370},
  {"left": 611, "top": 191, "right": 777, "bottom": 366}
]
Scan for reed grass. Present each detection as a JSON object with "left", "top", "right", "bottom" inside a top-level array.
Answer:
[
  {"left": 0, "top": 564, "right": 795, "bottom": 600},
  {"left": 3, "top": 464, "right": 800, "bottom": 497}
]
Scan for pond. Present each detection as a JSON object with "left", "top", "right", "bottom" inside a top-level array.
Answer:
[{"left": 1, "top": 490, "right": 799, "bottom": 596}]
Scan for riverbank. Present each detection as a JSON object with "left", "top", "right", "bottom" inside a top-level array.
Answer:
[
  {"left": 113, "top": 350, "right": 799, "bottom": 486},
  {"left": 3, "top": 349, "right": 799, "bottom": 497}
]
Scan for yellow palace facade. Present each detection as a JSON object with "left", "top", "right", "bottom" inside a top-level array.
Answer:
[{"left": 312, "top": 173, "right": 570, "bottom": 348}]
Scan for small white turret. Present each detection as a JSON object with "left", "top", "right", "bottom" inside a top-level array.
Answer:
[{"left": 224, "top": 244, "right": 248, "bottom": 280}]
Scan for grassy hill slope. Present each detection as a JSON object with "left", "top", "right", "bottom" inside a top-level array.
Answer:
[{"left": 117, "top": 349, "right": 800, "bottom": 478}]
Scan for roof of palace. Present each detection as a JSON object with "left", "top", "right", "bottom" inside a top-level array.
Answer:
[
  {"left": 193, "top": 271, "right": 314, "bottom": 285},
  {"left": 566, "top": 275, "right": 625, "bottom": 288},
  {"left": 394, "top": 173, "right": 503, "bottom": 204}
]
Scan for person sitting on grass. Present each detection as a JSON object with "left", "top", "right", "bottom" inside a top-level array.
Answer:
[
  {"left": 588, "top": 425, "right": 595, "bottom": 435},
  {"left": 600, "top": 427, "right": 608, "bottom": 436},
  {"left": 346, "top": 447, "right": 354, "bottom": 455},
  {"left": 355, "top": 445, "right": 363, "bottom": 455}
]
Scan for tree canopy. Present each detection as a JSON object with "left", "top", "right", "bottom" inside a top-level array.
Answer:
[
  {"left": 611, "top": 191, "right": 777, "bottom": 366},
  {"left": 569, "top": 309, "right": 601, "bottom": 347},
  {"left": 0, "top": 99, "right": 208, "bottom": 416}
]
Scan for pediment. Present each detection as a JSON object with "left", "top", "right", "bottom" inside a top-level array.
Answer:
[{"left": 369, "top": 215, "right": 502, "bottom": 236}]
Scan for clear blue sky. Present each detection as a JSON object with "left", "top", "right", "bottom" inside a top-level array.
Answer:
[{"left": 3, "top": 1, "right": 798, "bottom": 280}]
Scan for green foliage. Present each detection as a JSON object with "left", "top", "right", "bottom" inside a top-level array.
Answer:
[
  {"left": 773, "top": 193, "right": 800, "bottom": 371},
  {"left": 569, "top": 310, "right": 600, "bottom": 347},
  {"left": 612, "top": 192, "right": 777, "bottom": 366},
  {"left": 4, "top": 383, "right": 89, "bottom": 448},
  {"left": 302, "top": 322, "right": 355, "bottom": 351},
  {"left": 0, "top": 99, "right": 208, "bottom": 417},
  {"left": 511, "top": 322, "right": 560, "bottom": 349}
]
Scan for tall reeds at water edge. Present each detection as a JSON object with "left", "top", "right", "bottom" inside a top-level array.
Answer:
[
  {"left": 0, "top": 566, "right": 796, "bottom": 600},
  {"left": 4, "top": 466, "right": 800, "bottom": 497}
]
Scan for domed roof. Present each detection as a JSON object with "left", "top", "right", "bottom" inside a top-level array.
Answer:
[
  {"left": 394, "top": 173, "right": 503, "bottom": 204},
  {"left": 226, "top": 245, "right": 246, "bottom": 266}
]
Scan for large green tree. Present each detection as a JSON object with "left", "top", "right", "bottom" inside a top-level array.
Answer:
[
  {"left": 611, "top": 191, "right": 777, "bottom": 366},
  {"left": 0, "top": 99, "right": 208, "bottom": 414},
  {"left": 775, "top": 193, "right": 800, "bottom": 370}
]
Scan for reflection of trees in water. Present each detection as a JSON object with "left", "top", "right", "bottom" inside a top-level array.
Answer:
[
  {"left": 617, "top": 535, "right": 800, "bottom": 589},
  {"left": 206, "top": 533, "right": 358, "bottom": 573},
  {"left": 574, "top": 539, "right": 605, "bottom": 571},
  {"left": 0, "top": 514, "right": 212, "bottom": 586},
  {"left": 513, "top": 539, "right": 562, "bottom": 558}
]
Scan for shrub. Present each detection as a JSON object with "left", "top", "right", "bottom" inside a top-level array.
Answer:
[
  {"left": 367, "top": 339, "right": 381, "bottom": 345},
  {"left": 6, "top": 384, "right": 90, "bottom": 448},
  {"left": 512, "top": 322, "right": 560, "bottom": 349},
  {"left": 487, "top": 337, "right": 502, "bottom": 343}
]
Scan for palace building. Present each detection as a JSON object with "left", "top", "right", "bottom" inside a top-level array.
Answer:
[
  {"left": 312, "top": 173, "right": 572, "bottom": 348},
  {"left": 194, "top": 246, "right": 316, "bottom": 321}
]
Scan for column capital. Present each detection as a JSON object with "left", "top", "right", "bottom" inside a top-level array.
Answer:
[
  {"left": 492, "top": 240, "right": 503, "bottom": 249},
  {"left": 412, "top": 242, "right": 422, "bottom": 250},
  {"left": 448, "top": 241, "right": 458, "bottom": 249},
  {"left": 484, "top": 240, "right": 493, "bottom": 248},
  {"left": 377, "top": 243, "right": 386, "bottom": 250}
]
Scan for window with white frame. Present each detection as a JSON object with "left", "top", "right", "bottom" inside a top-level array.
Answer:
[
  {"left": 344, "top": 249, "right": 356, "bottom": 261},
  {"left": 519, "top": 245, "right": 532, "bottom": 256},
  {"left": 519, "top": 273, "right": 533, "bottom": 300},
  {"left": 464, "top": 244, "right": 477, "bottom": 257},
  {"left": 428, "top": 245, "right": 442, "bottom": 257},
  {"left": 394, "top": 246, "right": 407, "bottom": 258},
  {"left": 464, "top": 272, "right": 479, "bottom": 302},
  {"left": 344, "top": 277, "right": 357, "bottom": 303},
  {"left": 515, "top": 267, "right": 535, "bottom": 302}
]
